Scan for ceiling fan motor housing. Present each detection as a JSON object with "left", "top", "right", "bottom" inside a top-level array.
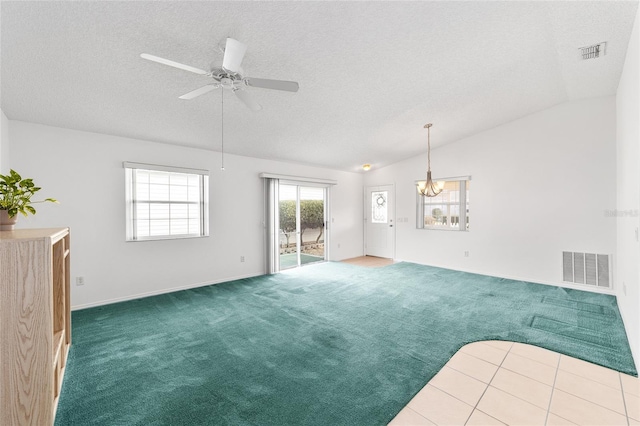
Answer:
[{"left": 208, "top": 68, "right": 236, "bottom": 88}]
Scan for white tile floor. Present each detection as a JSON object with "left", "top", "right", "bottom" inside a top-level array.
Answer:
[{"left": 389, "top": 341, "right": 640, "bottom": 426}]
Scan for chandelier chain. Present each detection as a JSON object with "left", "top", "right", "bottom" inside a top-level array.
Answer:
[{"left": 427, "top": 125, "right": 431, "bottom": 171}]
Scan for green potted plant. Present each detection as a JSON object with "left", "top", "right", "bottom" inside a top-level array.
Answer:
[{"left": 0, "top": 169, "right": 58, "bottom": 231}]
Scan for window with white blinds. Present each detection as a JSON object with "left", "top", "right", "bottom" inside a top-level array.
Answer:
[{"left": 124, "top": 162, "right": 209, "bottom": 241}]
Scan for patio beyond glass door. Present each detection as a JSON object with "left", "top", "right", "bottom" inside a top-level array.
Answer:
[{"left": 279, "top": 184, "right": 326, "bottom": 269}]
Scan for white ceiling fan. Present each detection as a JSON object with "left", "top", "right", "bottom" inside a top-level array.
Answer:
[{"left": 140, "top": 38, "right": 299, "bottom": 111}]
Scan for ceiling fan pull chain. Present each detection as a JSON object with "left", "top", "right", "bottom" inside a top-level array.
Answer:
[{"left": 221, "top": 89, "right": 225, "bottom": 171}]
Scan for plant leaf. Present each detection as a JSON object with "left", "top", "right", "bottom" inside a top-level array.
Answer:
[{"left": 0, "top": 170, "right": 56, "bottom": 217}]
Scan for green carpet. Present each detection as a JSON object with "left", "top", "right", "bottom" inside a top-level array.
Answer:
[{"left": 55, "top": 262, "right": 637, "bottom": 425}]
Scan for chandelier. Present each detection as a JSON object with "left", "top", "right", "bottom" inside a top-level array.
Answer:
[{"left": 417, "top": 123, "right": 444, "bottom": 197}]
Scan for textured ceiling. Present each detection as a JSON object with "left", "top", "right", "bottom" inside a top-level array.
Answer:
[{"left": 1, "top": 1, "right": 637, "bottom": 172}]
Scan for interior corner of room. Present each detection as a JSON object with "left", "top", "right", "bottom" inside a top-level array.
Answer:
[{"left": 1, "top": 1, "right": 639, "bottom": 425}]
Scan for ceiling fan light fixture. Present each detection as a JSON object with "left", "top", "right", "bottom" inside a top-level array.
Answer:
[{"left": 417, "top": 123, "right": 443, "bottom": 197}]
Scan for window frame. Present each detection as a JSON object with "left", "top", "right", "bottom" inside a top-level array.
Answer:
[
  {"left": 124, "top": 162, "right": 209, "bottom": 241},
  {"left": 416, "top": 176, "right": 471, "bottom": 232}
]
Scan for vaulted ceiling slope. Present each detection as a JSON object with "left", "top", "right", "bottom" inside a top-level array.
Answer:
[{"left": 1, "top": 1, "right": 637, "bottom": 172}]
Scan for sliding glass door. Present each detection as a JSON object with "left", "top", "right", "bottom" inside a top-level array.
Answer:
[{"left": 279, "top": 184, "right": 326, "bottom": 270}]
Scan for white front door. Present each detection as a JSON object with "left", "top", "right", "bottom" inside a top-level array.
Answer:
[{"left": 365, "top": 185, "right": 395, "bottom": 259}]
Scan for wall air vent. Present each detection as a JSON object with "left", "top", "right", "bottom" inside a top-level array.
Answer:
[
  {"left": 563, "top": 251, "right": 610, "bottom": 288},
  {"left": 579, "top": 42, "right": 606, "bottom": 60}
]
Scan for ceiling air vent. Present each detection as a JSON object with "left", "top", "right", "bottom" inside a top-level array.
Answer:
[{"left": 579, "top": 42, "right": 606, "bottom": 60}]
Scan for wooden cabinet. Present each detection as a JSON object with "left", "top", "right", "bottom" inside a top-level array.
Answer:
[{"left": 1, "top": 228, "right": 71, "bottom": 426}]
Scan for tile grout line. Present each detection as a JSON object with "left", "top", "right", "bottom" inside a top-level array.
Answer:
[
  {"left": 424, "top": 341, "right": 508, "bottom": 425},
  {"left": 499, "top": 351, "right": 561, "bottom": 387},
  {"left": 559, "top": 363, "right": 627, "bottom": 392},
  {"left": 406, "top": 395, "right": 441, "bottom": 426},
  {"left": 553, "top": 385, "right": 631, "bottom": 420},
  {"left": 543, "top": 352, "right": 561, "bottom": 425},
  {"left": 406, "top": 405, "right": 437, "bottom": 425},
  {"left": 510, "top": 348, "right": 560, "bottom": 368},
  {"left": 444, "top": 351, "right": 501, "bottom": 385},
  {"left": 561, "top": 354, "right": 624, "bottom": 390},
  {"left": 554, "top": 371, "right": 630, "bottom": 417},
  {"left": 473, "top": 343, "right": 569, "bottom": 418},
  {"left": 619, "top": 373, "right": 630, "bottom": 426},
  {"left": 423, "top": 380, "right": 479, "bottom": 422},
  {"left": 549, "top": 357, "right": 629, "bottom": 423},
  {"left": 462, "top": 341, "right": 513, "bottom": 425}
]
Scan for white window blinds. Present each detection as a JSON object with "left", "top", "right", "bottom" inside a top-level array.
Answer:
[{"left": 124, "top": 162, "right": 209, "bottom": 241}]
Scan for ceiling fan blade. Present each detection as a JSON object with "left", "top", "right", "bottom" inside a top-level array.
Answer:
[
  {"left": 179, "top": 84, "right": 219, "bottom": 100},
  {"left": 234, "top": 89, "right": 262, "bottom": 112},
  {"left": 222, "top": 38, "right": 247, "bottom": 73},
  {"left": 140, "top": 53, "right": 209, "bottom": 75},
  {"left": 244, "top": 77, "right": 299, "bottom": 93}
]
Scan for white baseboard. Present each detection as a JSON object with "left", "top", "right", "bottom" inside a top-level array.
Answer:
[{"left": 71, "top": 272, "right": 263, "bottom": 311}]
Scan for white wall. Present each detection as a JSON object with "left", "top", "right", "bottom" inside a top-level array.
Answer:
[
  {"left": 0, "top": 109, "right": 9, "bottom": 172},
  {"left": 365, "top": 97, "right": 617, "bottom": 289},
  {"left": 616, "top": 6, "right": 640, "bottom": 369},
  {"left": 8, "top": 121, "right": 364, "bottom": 308}
]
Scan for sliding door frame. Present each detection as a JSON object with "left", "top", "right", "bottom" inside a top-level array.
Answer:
[
  {"left": 261, "top": 173, "right": 335, "bottom": 274},
  {"left": 281, "top": 181, "right": 330, "bottom": 269}
]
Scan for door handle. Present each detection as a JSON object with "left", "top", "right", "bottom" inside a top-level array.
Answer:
[{"left": 389, "top": 225, "right": 393, "bottom": 227}]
